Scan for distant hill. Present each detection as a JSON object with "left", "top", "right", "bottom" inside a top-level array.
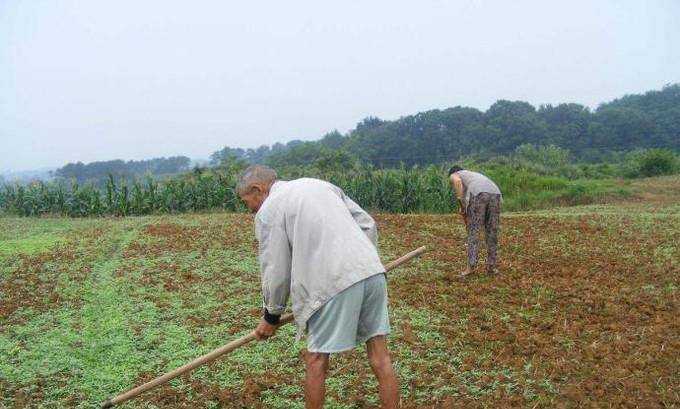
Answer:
[{"left": 211, "top": 83, "right": 680, "bottom": 167}]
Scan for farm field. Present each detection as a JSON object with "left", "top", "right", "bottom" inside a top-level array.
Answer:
[{"left": 1, "top": 183, "right": 678, "bottom": 408}]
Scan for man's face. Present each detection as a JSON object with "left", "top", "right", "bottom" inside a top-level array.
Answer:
[{"left": 239, "top": 185, "right": 269, "bottom": 213}]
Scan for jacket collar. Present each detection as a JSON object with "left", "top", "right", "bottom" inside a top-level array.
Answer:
[{"left": 255, "top": 180, "right": 286, "bottom": 218}]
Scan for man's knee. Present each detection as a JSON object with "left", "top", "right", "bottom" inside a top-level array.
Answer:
[
  {"left": 367, "top": 343, "right": 393, "bottom": 376},
  {"left": 370, "top": 353, "right": 390, "bottom": 370},
  {"left": 305, "top": 351, "right": 329, "bottom": 373},
  {"left": 370, "top": 355, "right": 395, "bottom": 381}
]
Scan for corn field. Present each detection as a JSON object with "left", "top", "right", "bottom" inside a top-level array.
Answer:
[
  {"left": 0, "top": 173, "right": 245, "bottom": 217},
  {"left": 0, "top": 167, "right": 457, "bottom": 217},
  {"left": 0, "top": 165, "right": 626, "bottom": 217}
]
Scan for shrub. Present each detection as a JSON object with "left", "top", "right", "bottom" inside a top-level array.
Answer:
[
  {"left": 514, "top": 144, "right": 570, "bottom": 168},
  {"left": 637, "top": 149, "right": 678, "bottom": 177}
]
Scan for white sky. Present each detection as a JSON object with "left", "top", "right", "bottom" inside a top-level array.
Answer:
[{"left": 1, "top": 0, "right": 679, "bottom": 171}]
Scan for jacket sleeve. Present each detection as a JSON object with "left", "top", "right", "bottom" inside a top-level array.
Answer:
[
  {"left": 342, "top": 193, "right": 378, "bottom": 247},
  {"left": 255, "top": 218, "right": 292, "bottom": 315}
]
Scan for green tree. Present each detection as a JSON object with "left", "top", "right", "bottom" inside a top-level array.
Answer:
[{"left": 314, "top": 149, "right": 359, "bottom": 173}]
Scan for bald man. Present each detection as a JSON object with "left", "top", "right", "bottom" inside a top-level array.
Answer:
[{"left": 236, "top": 165, "right": 400, "bottom": 409}]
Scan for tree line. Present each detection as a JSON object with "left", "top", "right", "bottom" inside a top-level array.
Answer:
[
  {"left": 54, "top": 156, "right": 191, "bottom": 185},
  {"left": 211, "top": 83, "right": 679, "bottom": 168},
  {"left": 47, "top": 84, "right": 678, "bottom": 184}
]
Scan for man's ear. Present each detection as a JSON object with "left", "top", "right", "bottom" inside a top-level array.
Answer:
[{"left": 250, "top": 185, "right": 264, "bottom": 195}]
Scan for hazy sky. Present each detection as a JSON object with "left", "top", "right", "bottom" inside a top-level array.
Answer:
[{"left": 1, "top": 0, "right": 679, "bottom": 172}]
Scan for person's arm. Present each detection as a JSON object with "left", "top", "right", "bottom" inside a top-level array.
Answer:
[
  {"left": 451, "top": 174, "right": 469, "bottom": 229},
  {"left": 343, "top": 193, "right": 378, "bottom": 247},
  {"left": 254, "top": 218, "right": 291, "bottom": 339},
  {"left": 451, "top": 174, "right": 466, "bottom": 214}
]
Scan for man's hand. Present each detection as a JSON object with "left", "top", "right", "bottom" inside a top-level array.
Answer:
[
  {"left": 458, "top": 203, "right": 468, "bottom": 229},
  {"left": 254, "top": 318, "right": 277, "bottom": 341}
]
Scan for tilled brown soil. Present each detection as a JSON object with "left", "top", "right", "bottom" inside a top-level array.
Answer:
[
  {"left": 0, "top": 228, "right": 102, "bottom": 323},
  {"left": 376, "top": 212, "right": 679, "bottom": 408},
  {"left": 2, "top": 209, "right": 678, "bottom": 408},
  {"left": 118, "top": 211, "right": 678, "bottom": 408}
]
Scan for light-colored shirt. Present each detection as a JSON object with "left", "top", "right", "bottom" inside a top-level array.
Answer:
[
  {"left": 254, "top": 178, "right": 384, "bottom": 338},
  {"left": 455, "top": 170, "right": 502, "bottom": 210}
]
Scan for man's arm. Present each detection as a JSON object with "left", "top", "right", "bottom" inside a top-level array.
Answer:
[
  {"left": 452, "top": 174, "right": 464, "bottom": 203},
  {"left": 254, "top": 219, "right": 291, "bottom": 339},
  {"left": 342, "top": 193, "right": 378, "bottom": 247},
  {"left": 451, "top": 174, "right": 469, "bottom": 228},
  {"left": 451, "top": 174, "right": 466, "bottom": 213}
]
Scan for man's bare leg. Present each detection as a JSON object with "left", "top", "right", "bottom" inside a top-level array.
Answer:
[
  {"left": 366, "top": 335, "right": 400, "bottom": 408},
  {"left": 304, "top": 351, "right": 329, "bottom": 409}
]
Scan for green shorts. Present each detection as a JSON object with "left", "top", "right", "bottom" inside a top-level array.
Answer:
[{"left": 306, "top": 273, "right": 390, "bottom": 353}]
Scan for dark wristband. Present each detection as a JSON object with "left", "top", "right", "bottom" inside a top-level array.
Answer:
[{"left": 263, "top": 309, "right": 281, "bottom": 325}]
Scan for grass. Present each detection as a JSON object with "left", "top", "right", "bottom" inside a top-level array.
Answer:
[
  {"left": 1, "top": 189, "right": 679, "bottom": 407},
  {"left": 0, "top": 233, "right": 64, "bottom": 257},
  {"left": 0, "top": 218, "right": 92, "bottom": 257}
]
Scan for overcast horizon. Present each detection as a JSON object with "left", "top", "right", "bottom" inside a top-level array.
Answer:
[{"left": 2, "top": 0, "right": 679, "bottom": 172}]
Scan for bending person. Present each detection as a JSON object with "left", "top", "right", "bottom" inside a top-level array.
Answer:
[
  {"left": 237, "top": 165, "right": 400, "bottom": 409},
  {"left": 449, "top": 165, "right": 502, "bottom": 277}
]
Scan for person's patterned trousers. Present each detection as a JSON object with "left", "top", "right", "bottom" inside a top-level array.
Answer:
[{"left": 466, "top": 192, "right": 501, "bottom": 270}]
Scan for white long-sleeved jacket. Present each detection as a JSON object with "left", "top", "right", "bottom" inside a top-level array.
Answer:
[{"left": 254, "top": 178, "right": 384, "bottom": 338}]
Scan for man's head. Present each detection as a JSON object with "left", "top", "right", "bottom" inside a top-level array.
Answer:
[
  {"left": 236, "top": 165, "right": 277, "bottom": 213},
  {"left": 448, "top": 165, "right": 464, "bottom": 176},
  {"left": 448, "top": 165, "right": 464, "bottom": 185}
]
